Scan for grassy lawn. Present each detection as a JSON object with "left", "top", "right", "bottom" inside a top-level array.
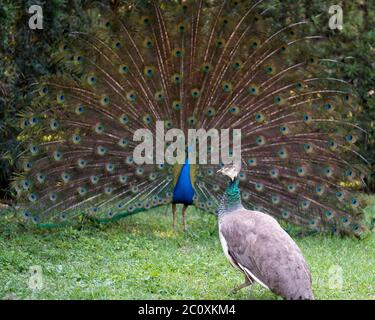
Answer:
[{"left": 0, "top": 205, "right": 374, "bottom": 300}]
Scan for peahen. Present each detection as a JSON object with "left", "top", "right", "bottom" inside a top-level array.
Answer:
[
  {"left": 14, "top": 0, "right": 369, "bottom": 235},
  {"left": 218, "top": 165, "right": 314, "bottom": 299}
]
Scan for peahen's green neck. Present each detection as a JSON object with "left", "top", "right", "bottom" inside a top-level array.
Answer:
[{"left": 219, "top": 177, "right": 243, "bottom": 216}]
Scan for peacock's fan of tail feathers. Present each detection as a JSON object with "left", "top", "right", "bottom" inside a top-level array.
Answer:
[{"left": 14, "top": 0, "right": 370, "bottom": 235}]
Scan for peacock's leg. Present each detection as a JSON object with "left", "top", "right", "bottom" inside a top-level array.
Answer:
[
  {"left": 231, "top": 275, "right": 253, "bottom": 294},
  {"left": 182, "top": 204, "right": 188, "bottom": 231},
  {"left": 172, "top": 203, "right": 177, "bottom": 231}
]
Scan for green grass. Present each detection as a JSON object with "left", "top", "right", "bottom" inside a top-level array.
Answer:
[{"left": 0, "top": 205, "right": 374, "bottom": 300}]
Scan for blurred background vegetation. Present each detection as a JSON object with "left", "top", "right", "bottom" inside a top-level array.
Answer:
[{"left": 0, "top": 0, "right": 374, "bottom": 201}]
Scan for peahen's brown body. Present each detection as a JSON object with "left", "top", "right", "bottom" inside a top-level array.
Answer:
[
  {"left": 14, "top": 0, "right": 369, "bottom": 235},
  {"left": 218, "top": 165, "right": 314, "bottom": 299},
  {"left": 219, "top": 208, "right": 314, "bottom": 299}
]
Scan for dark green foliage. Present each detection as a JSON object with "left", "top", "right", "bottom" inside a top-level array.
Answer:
[{"left": 0, "top": 0, "right": 105, "bottom": 198}]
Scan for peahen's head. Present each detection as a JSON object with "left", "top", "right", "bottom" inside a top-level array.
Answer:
[{"left": 218, "top": 165, "right": 241, "bottom": 181}]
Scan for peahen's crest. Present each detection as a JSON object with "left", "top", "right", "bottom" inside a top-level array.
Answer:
[{"left": 14, "top": 0, "right": 370, "bottom": 235}]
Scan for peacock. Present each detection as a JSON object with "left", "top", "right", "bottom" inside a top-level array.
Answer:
[
  {"left": 218, "top": 164, "right": 314, "bottom": 299},
  {"left": 14, "top": 0, "right": 370, "bottom": 236}
]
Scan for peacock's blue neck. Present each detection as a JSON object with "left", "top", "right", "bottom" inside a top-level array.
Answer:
[{"left": 172, "top": 160, "right": 195, "bottom": 205}]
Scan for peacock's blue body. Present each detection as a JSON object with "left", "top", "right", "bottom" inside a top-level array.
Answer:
[{"left": 172, "top": 161, "right": 195, "bottom": 205}]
